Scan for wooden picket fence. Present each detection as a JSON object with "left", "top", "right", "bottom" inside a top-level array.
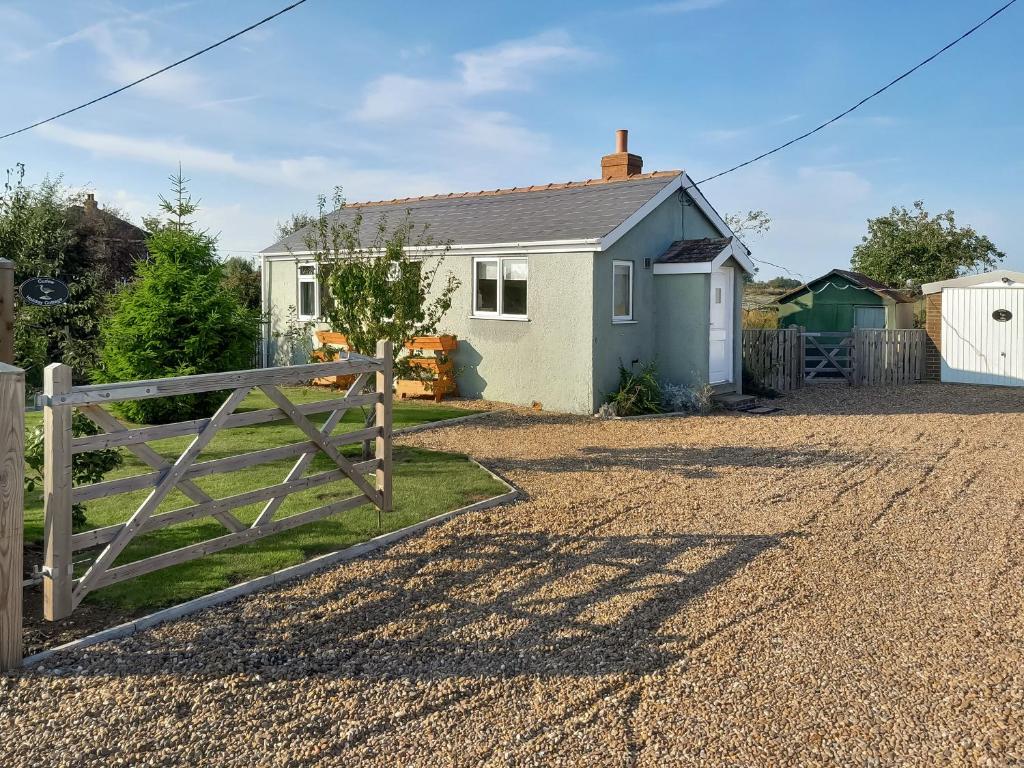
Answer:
[
  {"left": 850, "top": 328, "right": 926, "bottom": 386},
  {"left": 742, "top": 327, "right": 805, "bottom": 392},
  {"left": 743, "top": 328, "right": 926, "bottom": 389},
  {"left": 38, "top": 343, "right": 394, "bottom": 621}
]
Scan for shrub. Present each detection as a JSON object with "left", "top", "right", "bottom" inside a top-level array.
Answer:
[
  {"left": 742, "top": 363, "right": 779, "bottom": 398},
  {"left": 24, "top": 412, "right": 123, "bottom": 529},
  {"left": 662, "top": 381, "right": 714, "bottom": 414},
  {"left": 97, "top": 172, "right": 260, "bottom": 423},
  {"left": 606, "top": 361, "right": 662, "bottom": 416}
]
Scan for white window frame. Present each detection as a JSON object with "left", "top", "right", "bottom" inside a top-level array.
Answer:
[
  {"left": 296, "top": 262, "right": 319, "bottom": 321},
  {"left": 612, "top": 259, "right": 634, "bottom": 323},
  {"left": 472, "top": 256, "right": 529, "bottom": 321}
]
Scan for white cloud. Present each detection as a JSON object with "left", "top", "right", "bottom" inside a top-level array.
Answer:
[
  {"left": 638, "top": 0, "right": 728, "bottom": 15},
  {"left": 355, "top": 31, "right": 592, "bottom": 122},
  {"left": 707, "top": 162, "right": 877, "bottom": 281}
]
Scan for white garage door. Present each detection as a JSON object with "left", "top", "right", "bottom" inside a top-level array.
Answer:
[{"left": 941, "top": 287, "right": 1024, "bottom": 386}]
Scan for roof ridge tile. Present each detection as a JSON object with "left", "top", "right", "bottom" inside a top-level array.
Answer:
[{"left": 342, "top": 170, "right": 681, "bottom": 209}]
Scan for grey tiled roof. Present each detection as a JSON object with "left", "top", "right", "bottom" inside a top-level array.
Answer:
[
  {"left": 262, "top": 173, "right": 680, "bottom": 253},
  {"left": 658, "top": 237, "right": 732, "bottom": 264}
]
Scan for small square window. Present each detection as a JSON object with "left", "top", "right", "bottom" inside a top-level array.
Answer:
[{"left": 473, "top": 257, "right": 528, "bottom": 319}]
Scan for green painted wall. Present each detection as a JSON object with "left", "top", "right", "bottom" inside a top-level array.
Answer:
[
  {"left": 655, "top": 273, "right": 711, "bottom": 389},
  {"left": 777, "top": 275, "right": 893, "bottom": 332},
  {"left": 593, "top": 194, "right": 682, "bottom": 408},
  {"left": 430, "top": 252, "right": 596, "bottom": 414}
]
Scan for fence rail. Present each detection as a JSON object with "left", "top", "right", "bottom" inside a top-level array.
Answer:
[
  {"left": 741, "top": 328, "right": 804, "bottom": 392},
  {"left": 41, "top": 345, "right": 394, "bottom": 620}
]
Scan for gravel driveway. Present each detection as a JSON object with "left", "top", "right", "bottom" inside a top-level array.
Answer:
[{"left": 3, "top": 383, "right": 1023, "bottom": 766}]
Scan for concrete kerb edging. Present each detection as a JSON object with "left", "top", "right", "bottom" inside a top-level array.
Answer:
[
  {"left": 391, "top": 408, "right": 503, "bottom": 436},
  {"left": 22, "top": 457, "right": 522, "bottom": 668}
]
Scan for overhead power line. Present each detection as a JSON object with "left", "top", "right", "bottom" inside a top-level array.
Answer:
[
  {"left": 691, "top": 0, "right": 1018, "bottom": 188},
  {"left": 0, "top": 0, "right": 312, "bottom": 142}
]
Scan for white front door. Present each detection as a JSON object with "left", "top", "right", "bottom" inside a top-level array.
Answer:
[{"left": 709, "top": 265, "right": 734, "bottom": 384}]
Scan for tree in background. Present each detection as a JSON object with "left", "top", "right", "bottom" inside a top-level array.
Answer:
[
  {"left": 275, "top": 212, "right": 316, "bottom": 241},
  {"left": 0, "top": 165, "right": 107, "bottom": 388},
  {"left": 725, "top": 210, "right": 771, "bottom": 283},
  {"left": 307, "top": 187, "right": 459, "bottom": 361},
  {"left": 221, "top": 256, "right": 262, "bottom": 312},
  {"left": 98, "top": 171, "right": 260, "bottom": 424},
  {"left": 852, "top": 201, "right": 1004, "bottom": 288},
  {"left": 725, "top": 209, "right": 772, "bottom": 241}
]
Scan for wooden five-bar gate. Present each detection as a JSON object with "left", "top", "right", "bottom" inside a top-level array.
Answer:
[{"left": 39, "top": 342, "right": 393, "bottom": 621}]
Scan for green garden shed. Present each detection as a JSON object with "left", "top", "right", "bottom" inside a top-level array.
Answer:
[{"left": 775, "top": 269, "right": 915, "bottom": 332}]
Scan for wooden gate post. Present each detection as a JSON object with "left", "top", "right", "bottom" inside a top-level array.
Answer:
[
  {"left": 375, "top": 340, "right": 393, "bottom": 513},
  {"left": 0, "top": 259, "right": 14, "bottom": 365},
  {"left": 43, "top": 363, "right": 73, "bottom": 620},
  {"left": 0, "top": 363, "right": 25, "bottom": 670}
]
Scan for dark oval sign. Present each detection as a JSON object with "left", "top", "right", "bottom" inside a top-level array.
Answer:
[
  {"left": 993, "top": 309, "right": 1013, "bottom": 322},
  {"left": 20, "top": 277, "right": 70, "bottom": 307}
]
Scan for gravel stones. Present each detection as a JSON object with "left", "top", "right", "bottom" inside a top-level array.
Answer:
[{"left": 2, "top": 383, "right": 1022, "bottom": 766}]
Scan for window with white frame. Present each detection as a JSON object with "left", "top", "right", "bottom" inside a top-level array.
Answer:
[
  {"left": 612, "top": 260, "right": 633, "bottom": 322},
  {"left": 473, "top": 257, "right": 528, "bottom": 319},
  {"left": 297, "top": 263, "right": 318, "bottom": 320}
]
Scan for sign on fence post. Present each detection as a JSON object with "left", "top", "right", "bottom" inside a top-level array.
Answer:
[
  {"left": 0, "top": 259, "right": 14, "bottom": 365},
  {"left": 0, "top": 363, "right": 25, "bottom": 671},
  {"left": 43, "top": 363, "right": 74, "bottom": 621}
]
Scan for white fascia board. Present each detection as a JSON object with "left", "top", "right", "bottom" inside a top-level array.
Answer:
[
  {"left": 261, "top": 238, "right": 602, "bottom": 260},
  {"left": 599, "top": 174, "right": 684, "bottom": 252},
  {"left": 922, "top": 269, "right": 1024, "bottom": 294},
  {"left": 652, "top": 262, "right": 711, "bottom": 275},
  {"left": 714, "top": 240, "right": 755, "bottom": 274}
]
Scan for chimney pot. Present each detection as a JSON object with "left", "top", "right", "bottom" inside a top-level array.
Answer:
[
  {"left": 601, "top": 129, "right": 643, "bottom": 181},
  {"left": 83, "top": 193, "right": 98, "bottom": 216}
]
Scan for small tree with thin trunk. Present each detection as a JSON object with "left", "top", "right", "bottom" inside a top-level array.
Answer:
[{"left": 305, "top": 188, "right": 460, "bottom": 368}]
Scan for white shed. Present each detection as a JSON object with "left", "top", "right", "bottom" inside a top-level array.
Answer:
[{"left": 922, "top": 270, "right": 1024, "bottom": 386}]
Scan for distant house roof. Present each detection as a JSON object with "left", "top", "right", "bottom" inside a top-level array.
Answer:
[
  {"left": 262, "top": 172, "right": 689, "bottom": 253},
  {"left": 776, "top": 269, "right": 914, "bottom": 304},
  {"left": 921, "top": 269, "right": 1024, "bottom": 294},
  {"left": 658, "top": 237, "right": 733, "bottom": 264}
]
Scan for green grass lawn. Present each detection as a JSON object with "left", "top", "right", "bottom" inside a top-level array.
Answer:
[{"left": 23, "top": 387, "right": 504, "bottom": 612}]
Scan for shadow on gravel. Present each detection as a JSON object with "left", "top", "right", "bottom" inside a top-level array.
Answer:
[
  {"left": 50, "top": 526, "right": 794, "bottom": 686},
  {"left": 780, "top": 382, "right": 1024, "bottom": 417},
  {"left": 488, "top": 445, "right": 853, "bottom": 477}
]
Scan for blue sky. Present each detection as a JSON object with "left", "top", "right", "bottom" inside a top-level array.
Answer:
[{"left": 1, "top": 0, "right": 1020, "bottom": 279}]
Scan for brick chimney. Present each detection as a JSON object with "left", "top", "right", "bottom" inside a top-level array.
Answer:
[
  {"left": 600, "top": 129, "right": 643, "bottom": 180},
  {"left": 83, "top": 192, "right": 98, "bottom": 217}
]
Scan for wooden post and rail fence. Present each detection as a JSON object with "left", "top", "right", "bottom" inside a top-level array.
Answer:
[
  {"left": 742, "top": 327, "right": 927, "bottom": 389},
  {"left": 0, "top": 343, "right": 394, "bottom": 670}
]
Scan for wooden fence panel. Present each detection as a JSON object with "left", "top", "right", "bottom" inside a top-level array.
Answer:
[
  {"left": 41, "top": 350, "right": 393, "bottom": 617},
  {"left": 851, "top": 329, "right": 926, "bottom": 386},
  {"left": 741, "top": 328, "right": 804, "bottom": 392}
]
